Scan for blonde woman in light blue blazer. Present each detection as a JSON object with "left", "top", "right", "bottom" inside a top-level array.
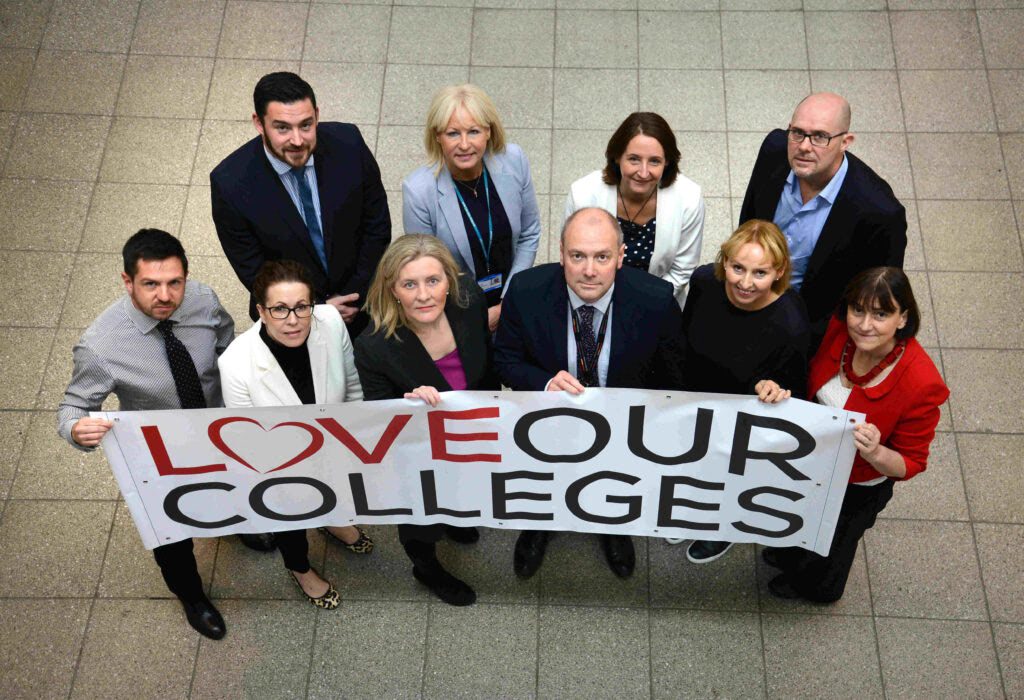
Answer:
[{"left": 402, "top": 84, "right": 541, "bottom": 332}]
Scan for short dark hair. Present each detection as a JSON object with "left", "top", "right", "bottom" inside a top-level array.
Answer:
[
  {"left": 603, "top": 112, "right": 681, "bottom": 188},
  {"left": 836, "top": 267, "right": 921, "bottom": 340},
  {"left": 122, "top": 229, "right": 188, "bottom": 278},
  {"left": 253, "top": 72, "right": 317, "bottom": 120},
  {"left": 252, "top": 260, "right": 315, "bottom": 307}
]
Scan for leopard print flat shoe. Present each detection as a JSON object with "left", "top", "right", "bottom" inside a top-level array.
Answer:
[
  {"left": 289, "top": 569, "right": 340, "bottom": 610},
  {"left": 319, "top": 526, "right": 374, "bottom": 555}
]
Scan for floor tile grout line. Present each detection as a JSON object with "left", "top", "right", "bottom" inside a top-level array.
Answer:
[
  {"left": 964, "top": 11, "right": 1012, "bottom": 696},
  {"left": 5, "top": 0, "right": 138, "bottom": 510},
  {"left": 180, "top": 3, "right": 232, "bottom": 695},
  {"left": 64, "top": 500, "right": 128, "bottom": 699}
]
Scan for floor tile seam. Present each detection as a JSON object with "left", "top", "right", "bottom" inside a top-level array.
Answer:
[
  {"left": 65, "top": 500, "right": 122, "bottom": 700},
  {"left": 967, "top": 517, "right": 1012, "bottom": 697},
  {"left": 371, "top": 3, "right": 394, "bottom": 156},
  {"left": 716, "top": 5, "right": 738, "bottom": 212},
  {"left": 9, "top": 0, "right": 140, "bottom": 503},
  {"left": 420, "top": 599, "right": 433, "bottom": 698},
  {"left": 299, "top": 582, "right": 320, "bottom": 700},
  {"left": 0, "top": 13, "right": 50, "bottom": 142},
  {"left": 973, "top": 10, "right": 1024, "bottom": 267}
]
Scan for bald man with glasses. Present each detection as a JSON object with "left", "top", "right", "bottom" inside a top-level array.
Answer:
[{"left": 739, "top": 92, "right": 907, "bottom": 353}]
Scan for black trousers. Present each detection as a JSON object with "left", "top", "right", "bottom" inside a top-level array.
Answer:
[
  {"left": 276, "top": 529, "right": 311, "bottom": 572},
  {"left": 153, "top": 531, "right": 313, "bottom": 601},
  {"left": 773, "top": 479, "right": 894, "bottom": 602},
  {"left": 152, "top": 538, "right": 204, "bottom": 602}
]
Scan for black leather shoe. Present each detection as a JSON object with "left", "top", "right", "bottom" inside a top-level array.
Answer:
[
  {"left": 446, "top": 526, "right": 480, "bottom": 544},
  {"left": 238, "top": 533, "right": 276, "bottom": 552},
  {"left": 181, "top": 597, "right": 226, "bottom": 640},
  {"left": 602, "top": 535, "right": 635, "bottom": 578},
  {"left": 767, "top": 573, "right": 802, "bottom": 600},
  {"left": 413, "top": 565, "right": 477, "bottom": 606},
  {"left": 513, "top": 531, "right": 549, "bottom": 579}
]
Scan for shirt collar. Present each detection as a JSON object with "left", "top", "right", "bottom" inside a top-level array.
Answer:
[
  {"left": 785, "top": 153, "right": 849, "bottom": 205},
  {"left": 263, "top": 145, "right": 315, "bottom": 176},
  {"left": 566, "top": 282, "right": 615, "bottom": 315}
]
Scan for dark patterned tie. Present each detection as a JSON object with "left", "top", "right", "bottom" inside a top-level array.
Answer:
[
  {"left": 577, "top": 305, "right": 599, "bottom": 387},
  {"left": 158, "top": 320, "right": 207, "bottom": 409},
  {"left": 291, "top": 166, "right": 328, "bottom": 272}
]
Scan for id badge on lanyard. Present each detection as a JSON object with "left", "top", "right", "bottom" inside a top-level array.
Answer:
[
  {"left": 477, "top": 272, "right": 503, "bottom": 293},
  {"left": 454, "top": 169, "right": 499, "bottom": 293}
]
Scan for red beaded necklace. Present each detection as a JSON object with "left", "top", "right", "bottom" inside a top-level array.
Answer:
[{"left": 841, "top": 338, "right": 906, "bottom": 387}]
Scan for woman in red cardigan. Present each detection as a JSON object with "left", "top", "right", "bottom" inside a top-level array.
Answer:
[{"left": 763, "top": 267, "right": 949, "bottom": 602}]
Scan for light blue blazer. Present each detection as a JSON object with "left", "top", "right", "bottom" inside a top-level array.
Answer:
[{"left": 402, "top": 143, "right": 542, "bottom": 297}]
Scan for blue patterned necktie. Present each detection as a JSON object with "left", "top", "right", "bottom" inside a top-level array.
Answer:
[
  {"left": 157, "top": 320, "right": 206, "bottom": 409},
  {"left": 577, "top": 305, "right": 599, "bottom": 387},
  {"left": 290, "top": 166, "right": 328, "bottom": 272}
]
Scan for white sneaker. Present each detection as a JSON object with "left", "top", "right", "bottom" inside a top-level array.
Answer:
[{"left": 663, "top": 537, "right": 685, "bottom": 545}]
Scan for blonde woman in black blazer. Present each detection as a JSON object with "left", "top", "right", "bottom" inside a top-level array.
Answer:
[{"left": 354, "top": 234, "right": 498, "bottom": 606}]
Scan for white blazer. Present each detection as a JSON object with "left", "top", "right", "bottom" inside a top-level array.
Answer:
[
  {"left": 402, "top": 143, "right": 541, "bottom": 296},
  {"left": 564, "top": 169, "right": 705, "bottom": 307},
  {"left": 218, "top": 305, "right": 362, "bottom": 408}
]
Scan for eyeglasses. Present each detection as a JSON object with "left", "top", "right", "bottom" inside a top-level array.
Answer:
[
  {"left": 787, "top": 126, "right": 848, "bottom": 148},
  {"left": 264, "top": 303, "right": 313, "bottom": 319}
]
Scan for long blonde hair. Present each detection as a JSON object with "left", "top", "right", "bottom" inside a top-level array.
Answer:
[{"left": 365, "top": 234, "right": 467, "bottom": 339}]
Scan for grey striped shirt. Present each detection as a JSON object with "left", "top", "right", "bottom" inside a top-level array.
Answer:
[{"left": 57, "top": 280, "right": 235, "bottom": 451}]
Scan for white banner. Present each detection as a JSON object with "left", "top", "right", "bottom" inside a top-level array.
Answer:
[{"left": 96, "top": 389, "right": 863, "bottom": 555}]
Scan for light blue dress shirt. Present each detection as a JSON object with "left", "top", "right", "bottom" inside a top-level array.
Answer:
[
  {"left": 565, "top": 283, "right": 614, "bottom": 388},
  {"left": 772, "top": 155, "right": 849, "bottom": 290},
  {"left": 263, "top": 146, "right": 322, "bottom": 231}
]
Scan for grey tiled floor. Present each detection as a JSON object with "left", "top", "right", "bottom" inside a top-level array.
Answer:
[{"left": 1, "top": 0, "right": 1022, "bottom": 698}]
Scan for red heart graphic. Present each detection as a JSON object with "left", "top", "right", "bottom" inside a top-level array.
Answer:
[{"left": 208, "top": 417, "right": 324, "bottom": 473}]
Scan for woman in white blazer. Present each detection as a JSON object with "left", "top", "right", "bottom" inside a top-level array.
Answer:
[
  {"left": 403, "top": 84, "right": 541, "bottom": 333},
  {"left": 218, "top": 260, "right": 371, "bottom": 610},
  {"left": 564, "top": 112, "right": 705, "bottom": 307}
]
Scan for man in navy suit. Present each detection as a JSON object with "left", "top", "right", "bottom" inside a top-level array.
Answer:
[
  {"left": 210, "top": 72, "right": 390, "bottom": 332},
  {"left": 494, "top": 207, "right": 685, "bottom": 579},
  {"left": 740, "top": 92, "right": 906, "bottom": 353}
]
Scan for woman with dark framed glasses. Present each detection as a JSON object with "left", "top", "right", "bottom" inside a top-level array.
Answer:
[{"left": 218, "top": 260, "right": 373, "bottom": 610}]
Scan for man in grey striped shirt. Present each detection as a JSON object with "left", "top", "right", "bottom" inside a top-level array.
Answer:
[{"left": 57, "top": 229, "right": 235, "bottom": 640}]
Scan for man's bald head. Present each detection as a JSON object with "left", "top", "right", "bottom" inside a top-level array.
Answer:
[
  {"left": 561, "top": 207, "right": 623, "bottom": 247},
  {"left": 792, "top": 92, "right": 852, "bottom": 133},
  {"left": 787, "top": 92, "right": 855, "bottom": 191}
]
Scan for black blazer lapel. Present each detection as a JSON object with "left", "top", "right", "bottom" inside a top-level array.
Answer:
[
  {"left": 755, "top": 163, "right": 790, "bottom": 219},
  {"left": 254, "top": 151, "right": 324, "bottom": 268},
  {"left": 394, "top": 325, "right": 452, "bottom": 391},
  {"left": 548, "top": 279, "right": 570, "bottom": 374}
]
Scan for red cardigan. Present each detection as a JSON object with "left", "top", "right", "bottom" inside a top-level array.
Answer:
[{"left": 808, "top": 317, "right": 950, "bottom": 483}]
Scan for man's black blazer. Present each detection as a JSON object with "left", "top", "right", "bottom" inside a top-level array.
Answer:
[
  {"left": 353, "top": 282, "right": 498, "bottom": 400},
  {"left": 210, "top": 122, "right": 391, "bottom": 323},
  {"left": 493, "top": 263, "right": 685, "bottom": 392},
  {"left": 739, "top": 129, "right": 907, "bottom": 348}
]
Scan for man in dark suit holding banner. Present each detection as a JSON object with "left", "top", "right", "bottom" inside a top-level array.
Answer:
[
  {"left": 494, "top": 207, "right": 685, "bottom": 579},
  {"left": 211, "top": 72, "right": 391, "bottom": 333}
]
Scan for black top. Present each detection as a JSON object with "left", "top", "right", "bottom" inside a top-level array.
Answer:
[
  {"left": 680, "top": 264, "right": 810, "bottom": 397},
  {"left": 259, "top": 324, "right": 315, "bottom": 405},
  {"left": 453, "top": 167, "right": 513, "bottom": 308},
  {"left": 617, "top": 217, "right": 656, "bottom": 271},
  {"left": 354, "top": 281, "right": 499, "bottom": 401}
]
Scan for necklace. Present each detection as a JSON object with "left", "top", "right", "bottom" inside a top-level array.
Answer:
[
  {"left": 841, "top": 338, "right": 906, "bottom": 386},
  {"left": 454, "top": 173, "right": 482, "bottom": 197},
  {"left": 618, "top": 184, "right": 656, "bottom": 224}
]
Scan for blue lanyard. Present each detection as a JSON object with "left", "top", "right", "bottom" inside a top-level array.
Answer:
[{"left": 453, "top": 168, "right": 493, "bottom": 273}]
